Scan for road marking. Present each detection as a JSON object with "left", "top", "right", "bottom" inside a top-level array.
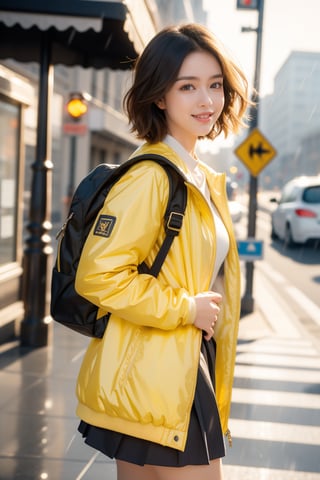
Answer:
[
  {"left": 232, "top": 387, "right": 320, "bottom": 409},
  {"left": 256, "top": 212, "right": 320, "bottom": 329},
  {"left": 230, "top": 418, "right": 320, "bottom": 445},
  {"left": 224, "top": 465, "right": 320, "bottom": 480},
  {"left": 255, "top": 268, "right": 301, "bottom": 337},
  {"left": 235, "top": 364, "right": 320, "bottom": 384},
  {"left": 237, "top": 351, "right": 320, "bottom": 369},
  {"left": 71, "top": 348, "right": 86, "bottom": 362},
  {"left": 285, "top": 285, "right": 320, "bottom": 326},
  {"left": 237, "top": 337, "right": 318, "bottom": 356},
  {"left": 75, "top": 451, "right": 100, "bottom": 480},
  {"left": 233, "top": 261, "right": 320, "bottom": 479},
  {"left": 257, "top": 260, "right": 287, "bottom": 284}
]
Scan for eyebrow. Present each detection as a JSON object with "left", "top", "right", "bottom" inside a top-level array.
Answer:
[{"left": 175, "top": 73, "right": 223, "bottom": 82}]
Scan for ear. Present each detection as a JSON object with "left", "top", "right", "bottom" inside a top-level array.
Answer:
[{"left": 156, "top": 98, "right": 166, "bottom": 110}]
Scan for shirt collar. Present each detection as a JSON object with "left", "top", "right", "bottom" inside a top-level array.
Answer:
[{"left": 163, "top": 135, "right": 199, "bottom": 174}]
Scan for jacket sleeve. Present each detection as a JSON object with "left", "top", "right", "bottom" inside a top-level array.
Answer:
[{"left": 75, "top": 161, "right": 196, "bottom": 330}]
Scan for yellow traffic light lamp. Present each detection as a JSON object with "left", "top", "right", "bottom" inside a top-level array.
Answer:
[
  {"left": 67, "top": 97, "right": 87, "bottom": 118},
  {"left": 63, "top": 92, "right": 91, "bottom": 135},
  {"left": 66, "top": 92, "right": 90, "bottom": 120}
]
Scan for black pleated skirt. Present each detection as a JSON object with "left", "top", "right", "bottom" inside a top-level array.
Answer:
[{"left": 78, "top": 338, "right": 225, "bottom": 467}]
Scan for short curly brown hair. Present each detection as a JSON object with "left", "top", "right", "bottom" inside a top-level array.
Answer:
[{"left": 123, "top": 23, "right": 251, "bottom": 143}]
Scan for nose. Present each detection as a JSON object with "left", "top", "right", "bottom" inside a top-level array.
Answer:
[{"left": 198, "top": 87, "right": 213, "bottom": 107}]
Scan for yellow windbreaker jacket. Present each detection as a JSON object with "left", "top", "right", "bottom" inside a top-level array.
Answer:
[{"left": 75, "top": 142, "right": 241, "bottom": 452}]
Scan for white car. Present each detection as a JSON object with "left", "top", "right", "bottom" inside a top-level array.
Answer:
[{"left": 270, "top": 175, "right": 320, "bottom": 246}]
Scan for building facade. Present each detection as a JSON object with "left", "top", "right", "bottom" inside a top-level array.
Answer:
[
  {"left": 0, "top": 64, "right": 34, "bottom": 339},
  {"left": 260, "top": 51, "right": 320, "bottom": 188}
]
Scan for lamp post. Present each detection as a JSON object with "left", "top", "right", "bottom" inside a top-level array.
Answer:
[
  {"left": 239, "top": 0, "right": 265, "bottom": 314},
  {"left": 20, "top": 33, "right": 53, "bottom": 347}
]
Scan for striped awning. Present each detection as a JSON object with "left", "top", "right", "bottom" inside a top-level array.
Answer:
[{"left": 0, "top": 0, "right": 157, "bottom": 68}]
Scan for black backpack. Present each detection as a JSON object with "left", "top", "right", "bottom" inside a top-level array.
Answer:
[{"left": 50, "top": 153, "right": 187, "bottom": 338}]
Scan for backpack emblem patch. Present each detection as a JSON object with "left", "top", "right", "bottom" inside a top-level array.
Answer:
[{"left": 93, "top": 215, "right": 116, "bottom": 238}]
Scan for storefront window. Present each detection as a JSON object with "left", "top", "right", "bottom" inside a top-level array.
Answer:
[{"left": 0, "top": 99, "right": 19, "bottom": 264}]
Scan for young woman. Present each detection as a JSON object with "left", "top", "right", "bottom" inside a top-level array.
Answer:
[{"left": 75, "top": 23, "right": 250, "bottom": 480}]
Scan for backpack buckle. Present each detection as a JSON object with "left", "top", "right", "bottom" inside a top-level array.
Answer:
[{"left": 166, "top": 211, "right": 184, "bottom": 233}]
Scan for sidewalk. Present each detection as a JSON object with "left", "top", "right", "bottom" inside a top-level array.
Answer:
[{"left": 0, "top": 282, "right": 317, "bottom": 479}]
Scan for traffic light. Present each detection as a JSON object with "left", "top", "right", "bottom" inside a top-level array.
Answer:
[
  {"left": 66, "top": 93, "right": 88, "bottom": 119},
  {"left": 63, "top": 92, "right": 90, "bottom": 135},
  {"left": 236, "top": 0, "right": 259, "bottom": 9},
  {"left": 66, "top": 92, "right": 88, "bottom": 120}
]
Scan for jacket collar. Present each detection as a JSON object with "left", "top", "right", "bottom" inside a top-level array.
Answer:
[{"left": 132, "top": 141, "right": 228, "bottom": 213}]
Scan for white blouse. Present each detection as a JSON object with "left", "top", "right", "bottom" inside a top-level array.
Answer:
[{"left": 164, "top": 136, "right": 229, "bottom": 286}]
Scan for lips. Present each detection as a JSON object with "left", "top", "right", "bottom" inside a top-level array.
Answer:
[{"left": 192, "top": 112, "right": 213, "bottom": 120}]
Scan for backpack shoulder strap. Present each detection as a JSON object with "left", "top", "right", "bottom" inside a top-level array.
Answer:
[{"left": 127, "top": 153, "right": 188, "bottom": 278}]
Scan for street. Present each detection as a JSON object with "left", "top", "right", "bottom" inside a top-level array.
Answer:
[
  {"left": 222, "top": 194, "right": 320, "bottom": 478},
  {"left": 225, "top": 325, "right": 320, "bottom": 478},
  {"left": 237, "top": 193, "right": 320, "bottom": 325},
  {"left": 257, "top": 193, "right": 320, "bottom": 308}
]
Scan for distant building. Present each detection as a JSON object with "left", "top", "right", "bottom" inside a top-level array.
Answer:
[
  {"left": 299, "top": 130, "right": 320, "bottom": 177},
  {"left": 156, "top": 0, "right": 208, "bottom": 26},
  {"left": 260, "top": 51, "right": 320, "bottom": 188}
]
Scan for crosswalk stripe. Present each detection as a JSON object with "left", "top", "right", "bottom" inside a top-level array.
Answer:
[
  {"left": 229, "top": 418, "right": 320, "bottom": 445},
  {"left": 237, "top": 338, "right": 319, "bottom": 356},
  {"left": 285, "top": 285, "right": 320, "bottom": 327},
  {"left": 232, "top": 387, "right": 320, "bottom": 409},
  {"left": 255, "top": 266, "right": 302, "bottom": 338},
  {"left": 257, "top": 259, "right": 287, "bottom": 285},
  {"left": 224, "top": 465, "right": 320, "bottom": 480},
  {"left": 237, "top": 351, "right": 320, "bottom": 369},
  {"left": 229, "top": 321, "right": 320, "bottom": 478},
  {"left": 235, "top": 364, "right": 320, "bottom": 383},
  {"left": 256, "top": 259, "right": 320, "bottom": 328}
]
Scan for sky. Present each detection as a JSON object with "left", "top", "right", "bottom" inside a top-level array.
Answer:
[
  {"left": 203, "top": 0, "right": 320, "bottom": 96},
  {"left": 200, "top": 0, "right": 320, "bottom": 152}
]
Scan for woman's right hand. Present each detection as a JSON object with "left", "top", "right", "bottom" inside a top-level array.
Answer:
[{"left": 193, "top": 292, "right": 222, "bottom": 340}]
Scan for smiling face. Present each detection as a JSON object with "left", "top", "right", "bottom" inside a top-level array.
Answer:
[{"left": 157, "top": 50, "right": 225, "bottom": 154}]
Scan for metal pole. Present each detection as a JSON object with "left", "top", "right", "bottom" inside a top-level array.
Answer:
[
  {"left": 241, "top": 0, "right": 265, "bottom": 314},
  {"left": 68, "top": 136, "right": 77, "bottom": 197},
  {"left": 20, "top": 31, "right": 53, "bottom": 347},
  {"left": 63, "top": 135, "right": 77, "bottom": 215}
]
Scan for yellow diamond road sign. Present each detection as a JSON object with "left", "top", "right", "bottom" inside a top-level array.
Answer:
[{"left": 234, "top": 128, "right": 277, "bottom": 176}]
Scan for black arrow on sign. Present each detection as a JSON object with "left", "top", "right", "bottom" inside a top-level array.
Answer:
[{"left": 249, "top": 142, "right": 271, "bottom": 159}]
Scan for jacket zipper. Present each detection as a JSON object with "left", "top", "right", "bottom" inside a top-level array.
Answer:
[{"left": 225, "top": 428, "right": 232, "bottom": 447}]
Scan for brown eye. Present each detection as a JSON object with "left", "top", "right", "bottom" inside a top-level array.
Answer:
[{"left": 180, "top": 84, "right": 195, "bottom": 91}]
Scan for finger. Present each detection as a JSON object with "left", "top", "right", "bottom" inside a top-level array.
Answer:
[
  {"left": 211, "top": 303, "right": 220, "bottom": 316},
  {"left": 208, "top": 292, "right": 222, "bottom": 304},
  {"left": 204, "top": 329, "right": 214, "bottom": 341},
  {"left": 208, "top": 324, "right": 215, "bottom": 338}
]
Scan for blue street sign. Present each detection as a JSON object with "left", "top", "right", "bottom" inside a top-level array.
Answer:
[{"left": 237, "top": 239, "right": 264, "bottom": 261}]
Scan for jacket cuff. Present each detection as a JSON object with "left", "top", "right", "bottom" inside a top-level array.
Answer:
[{"left": 183, "top": 297, "right": 196, "bottom": 326}]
